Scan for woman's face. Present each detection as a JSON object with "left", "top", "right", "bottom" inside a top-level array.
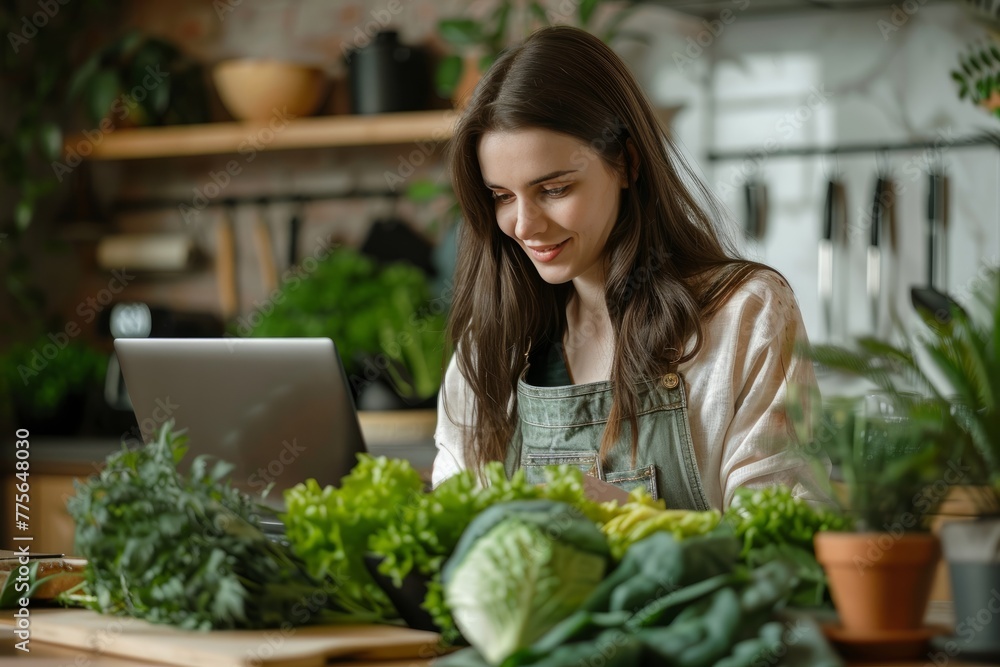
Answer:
[{"left": 477, "top": 128, "right": 626, "bottom": 287}]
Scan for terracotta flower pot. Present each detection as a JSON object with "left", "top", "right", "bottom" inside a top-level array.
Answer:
[{"left": 814, "top": 531, "right": 940, "bottom": 632}]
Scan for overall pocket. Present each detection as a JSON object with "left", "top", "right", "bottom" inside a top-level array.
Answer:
[
  {"left": 605, "top": 464, "right": 658, "bottom": 500},
  {"left": 522, "top": 451, "right": 599, "bottom": 485}
]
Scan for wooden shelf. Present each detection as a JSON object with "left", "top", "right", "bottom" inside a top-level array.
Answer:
[{"left": 65, "top": 110, "right": 457, "bottom": 160}]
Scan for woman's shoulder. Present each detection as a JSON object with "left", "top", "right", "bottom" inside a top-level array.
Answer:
[{"left": 699, "top": 263, "right": 800, "bottom": 323}]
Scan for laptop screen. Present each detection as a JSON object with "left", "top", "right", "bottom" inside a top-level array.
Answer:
[{"left": 114, "top": 337, "right": 366, "bottom": 510}]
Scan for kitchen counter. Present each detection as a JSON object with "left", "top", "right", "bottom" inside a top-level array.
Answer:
[{"left": 2, "top": 618, "right": 998, "bottom": 667}]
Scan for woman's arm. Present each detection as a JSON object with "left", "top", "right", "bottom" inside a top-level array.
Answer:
[
  {"left": 682, "top": 271, "right": 835, "bottom": 510},
  {"left": 432, "top": 354, "right": 471, "bottom": 487}
]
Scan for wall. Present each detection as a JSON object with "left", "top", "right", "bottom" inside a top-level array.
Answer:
[
  {"left": 62, "top": 1, "right": 1000, "bottom": 352},
  {"left": 698, "top": 2, "right": 998, "bottom": 354}
]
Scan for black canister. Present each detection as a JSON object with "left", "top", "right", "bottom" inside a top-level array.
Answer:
[{"left": 346, "top": 30, "right": 427, "bottom": 115}]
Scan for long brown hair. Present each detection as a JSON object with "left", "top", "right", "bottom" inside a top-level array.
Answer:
[{"left": 446, "top": 25, "right": 769, "bottom": 474}]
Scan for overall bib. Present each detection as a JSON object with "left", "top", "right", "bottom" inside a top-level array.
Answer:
[{"left": 503, "top": 341, "right": 712, "bottom": 511}]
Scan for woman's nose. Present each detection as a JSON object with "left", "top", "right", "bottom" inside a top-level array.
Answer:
[{"left": 514, "top": 197, "right": 545, "bottom": 240}]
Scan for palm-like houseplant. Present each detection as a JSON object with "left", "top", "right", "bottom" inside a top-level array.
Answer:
[{"left": 801, "top": 265, "right": 1000, "bottom": 650}]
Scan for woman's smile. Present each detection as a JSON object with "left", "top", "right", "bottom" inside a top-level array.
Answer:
[{"left": 526, "top": 239, "right": 569, "bottom": 262}]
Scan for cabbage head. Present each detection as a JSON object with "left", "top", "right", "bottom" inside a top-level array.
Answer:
[{"left": 442, "top": 501, "right": 610, "bottom": 665}]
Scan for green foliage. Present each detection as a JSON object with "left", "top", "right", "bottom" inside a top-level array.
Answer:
[
  {"left": 437, "top": 529, "right": 843, "bottom": 667},
  {"left": 434, "top": 1, "right": 645, "bottom": 97},
  {"left": 67, "top": 29, "right": 209, "bottom": 127},
  {"left": 724, "top": 486, "right": 853, "bottom": 556},
  {"left": 723, "top": 485, "right": 852, "bottom": 606},
  {"left": 1, "top": 0, "right": 119, "bottom": 324},
  {"left": 283, "top": 457, "right": 607, "bottom": 642},
  {"left": 246, "top": 246, "right": 449, "bottom": 401},
  {"left": 282, "top": 455, "right": 425, "bottom": 621},
  {"left": 0, "top": 336, "right": 106, "bottom": 415},
  {"left": 66, "top": 422, "right": 343, "bottom": 630},
  {"left": 801, "top": 264, "right": 1000, "bottom": 514},
  {"left": 952, "top": 36, "right": 1000, "bottom": 119}
]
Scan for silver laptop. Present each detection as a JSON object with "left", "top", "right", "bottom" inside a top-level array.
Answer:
[{"left": 113, "top": 337, "right": 367, "bottom": 512}]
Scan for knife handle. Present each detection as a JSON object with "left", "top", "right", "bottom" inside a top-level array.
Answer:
[
  {"left": 928, "top": 172, "right": 944, "bottom": 223},
  {"left": 870, "top": 177, "right": 884, "bottom": 248},
  {"left": 823, "top": 180, "right": 836, "bottom": 241}
]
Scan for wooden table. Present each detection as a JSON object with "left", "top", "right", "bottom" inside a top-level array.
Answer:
[{"left": 2, "top": 603, "right": 998, "bottom": 667}]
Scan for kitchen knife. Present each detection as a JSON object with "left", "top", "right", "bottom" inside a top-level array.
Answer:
[
  {"left": 819, "top": 178, "right": 840, "bottom": 340},
  {"left": 288, "top": 207, "right": 302, "bottom": 268},
  {"left": 743, "top": 178, "right": 769, "bottom": 242},
  {"left": 926, "top": 168, "right": 949, "bottom": 290},
  {"left": 867, "top": 176, "right": 885, "bottom": 332}
]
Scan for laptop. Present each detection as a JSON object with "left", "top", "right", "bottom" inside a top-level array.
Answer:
[{"left": 113, "top": 337, "right": 367, "bottom": 522}]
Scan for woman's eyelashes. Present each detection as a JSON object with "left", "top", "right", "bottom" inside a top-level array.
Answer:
[
  {"left": 491, "top": 191, "right": 514, "bottom": 204},
  {"left": 489, "top": 185, "right": 570, "bottom": 204}
]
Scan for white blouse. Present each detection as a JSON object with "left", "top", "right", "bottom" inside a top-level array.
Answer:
[{"left": 432, "top": 271, "right": 833, "bottom": 510}]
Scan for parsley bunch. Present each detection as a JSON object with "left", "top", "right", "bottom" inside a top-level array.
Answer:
[{"left": 67, "top": 422, "right": 342, "bottom": 630}]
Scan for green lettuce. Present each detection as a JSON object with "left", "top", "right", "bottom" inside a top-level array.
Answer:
[{"left": 443, "top": 501, "right": 611, "bottom": 665}]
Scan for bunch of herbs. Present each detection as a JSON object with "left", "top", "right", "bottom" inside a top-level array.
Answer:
[{"left": 67, "top": 422, "right": 345, "bottom": 630}]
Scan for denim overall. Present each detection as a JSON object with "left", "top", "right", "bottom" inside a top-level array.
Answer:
[{"left": 503, "top": 340, "right": 711, "bottom": 511}]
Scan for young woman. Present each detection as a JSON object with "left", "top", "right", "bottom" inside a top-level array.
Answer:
[{"left": 432, "top": 25, "right": 830, "bottom": 510}]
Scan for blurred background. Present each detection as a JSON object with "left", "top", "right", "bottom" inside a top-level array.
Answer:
[{"left": 0, "top": 0, "right": 997, "bottom": 465}]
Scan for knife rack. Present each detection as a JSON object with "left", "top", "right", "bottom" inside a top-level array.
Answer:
[{"left": 706, "top": 131, "right": 1000, "bottom": 162}]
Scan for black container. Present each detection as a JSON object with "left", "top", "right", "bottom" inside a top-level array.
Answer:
[
  {"left": 363, "top": 553, "right": 439, "bottom": 632},
  {"left": 346, "top": 31, "right": 428, "bottom": 115}
]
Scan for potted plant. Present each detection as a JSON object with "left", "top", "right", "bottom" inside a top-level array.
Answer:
[
  {"left": 786, "top": 388, "right": 947, "bottom": 644},
  {"left": 243, "top": 245, "right": 449, "bottom": 410},
  {"left": 435, "top": 0, "right": 646, "bottom": 107},
  {"left": 799, "top": 264, "right": 1000, "bottom": 655},
  {"left": 435, "top": 0, "right": 516, "bottom": 106},
  {"left": 68, "top": 29, "right": 209, "bottom": 128}
]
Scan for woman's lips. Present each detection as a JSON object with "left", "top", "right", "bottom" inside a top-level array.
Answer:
[{"left": 527, "top": 239, "right": 568, "bottom": 262}]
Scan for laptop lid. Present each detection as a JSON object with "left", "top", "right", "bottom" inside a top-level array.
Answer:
[{"left": 113, "top": 337, "right": 366, "bottom": 510}]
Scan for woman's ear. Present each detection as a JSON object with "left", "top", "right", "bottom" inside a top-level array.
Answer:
[{"left": 623, "top": 139, "right": 639, "bottom": 188}]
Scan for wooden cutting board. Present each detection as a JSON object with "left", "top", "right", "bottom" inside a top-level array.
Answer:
[{"left": 10, "top": 609, "right": 441, "bottom": 667}]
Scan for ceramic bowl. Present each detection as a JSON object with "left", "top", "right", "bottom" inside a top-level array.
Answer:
[{"left": 212, "top": 59, "right": 326, "bottom": 121}]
